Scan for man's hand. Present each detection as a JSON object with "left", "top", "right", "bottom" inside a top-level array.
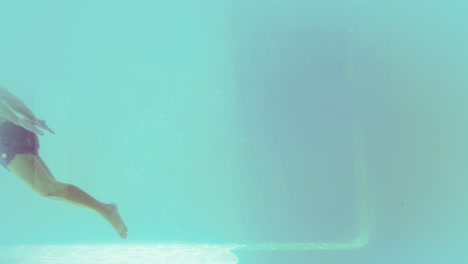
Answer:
[
  {"left": 33, "top": 119, "right": 55, "bottom": 134},
  {"left": 17, "top": 118, "right": 55, "bottom": 135},
  {"left": 19, "top": 118, "right": 44, "bottom": 135}
]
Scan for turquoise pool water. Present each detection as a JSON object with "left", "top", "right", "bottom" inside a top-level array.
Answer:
[{"left": 0, "top": 0, "right": 467, "bottom": 263}]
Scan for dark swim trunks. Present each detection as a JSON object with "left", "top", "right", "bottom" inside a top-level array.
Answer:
[{"left": 0, "top": 121, "right": 40, "bottom": 171}]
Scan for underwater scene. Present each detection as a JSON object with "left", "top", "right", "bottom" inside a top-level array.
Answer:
[{"left": 0, "top": 0, "right": 467, "bottom": 263}]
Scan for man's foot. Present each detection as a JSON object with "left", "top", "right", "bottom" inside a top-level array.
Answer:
[{"left": 102, "top": 203, "right": 128, "bottom": 239}]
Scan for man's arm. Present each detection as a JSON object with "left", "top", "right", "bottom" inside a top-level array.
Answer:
[
  {"left": 0, "top": 101, "right": 21, "bottom": 125},
  {"left": 0, "top": 86, "right": 38, "bottom": 121},
  {"left": 0, "top": 86, "right": 18, "bottom": 102},
  {"left": 0, "top": 101, "right": 43, "bottom": 135}
]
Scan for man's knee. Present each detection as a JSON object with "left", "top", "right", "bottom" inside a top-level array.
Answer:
[{"left": 41, "top": 182, "right": 69, "bottom": 198}]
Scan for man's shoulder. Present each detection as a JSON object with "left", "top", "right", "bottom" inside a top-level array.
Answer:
[{"left": 0, "top": 86, "right": 17, "bottom": 102}]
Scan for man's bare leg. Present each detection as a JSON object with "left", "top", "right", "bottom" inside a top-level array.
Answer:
[
  {"left": 8, "top": 154, "right": 128, "bottom": 239},
  {"left": 49, "top": 184, "right": 128, "bottom": 239}
]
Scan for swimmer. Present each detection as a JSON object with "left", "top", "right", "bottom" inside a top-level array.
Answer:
[{"left": 0, "top": 86, "right": 128, "bottom": 239}]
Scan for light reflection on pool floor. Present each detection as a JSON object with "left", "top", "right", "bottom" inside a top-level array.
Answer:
[{"left": 0, "top": 244, "right": 240, "bottom": 264}]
